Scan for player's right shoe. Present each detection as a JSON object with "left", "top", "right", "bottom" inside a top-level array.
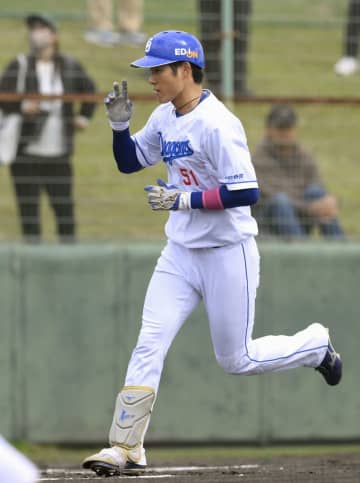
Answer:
[
  {"left": 315, "top": 338, "right": 342, "bottom": 386},
  {"left": 82, "top": 446, "right": 146, "bottom": 477}
]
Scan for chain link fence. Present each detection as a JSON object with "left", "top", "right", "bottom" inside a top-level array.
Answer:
[{"left": 0, "top": 0, "right": 358, "bottom": 242}]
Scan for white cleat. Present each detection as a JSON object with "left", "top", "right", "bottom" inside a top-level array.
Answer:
[
  {"left": 334, "top": 56, "right": 359, "bottom": 76},
  {"left": 82, "top": 446, "right": 127, "bottom": 476},
  {"left": 82, "top": 445, "right": 147, "bottom": 476}
]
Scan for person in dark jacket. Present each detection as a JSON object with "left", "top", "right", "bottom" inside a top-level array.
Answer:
[
  {"left": 252, "top": 104, "right": 345, "bottom": 240},
  {"left": 0, "top": 14, "right": 97, "bottom": 242}
]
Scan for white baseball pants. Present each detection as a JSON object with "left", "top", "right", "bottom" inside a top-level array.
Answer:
[{"left": 125, "top": 237, "right": 328, "bottom": 392}]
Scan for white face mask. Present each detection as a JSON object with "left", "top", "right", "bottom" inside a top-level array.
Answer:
[{"left": 30, "top": 29, "right": 54, "bottom": 50}]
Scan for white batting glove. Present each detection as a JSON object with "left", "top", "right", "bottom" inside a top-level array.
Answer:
[
  {"left": 144, "top": 179, "right": 191, "bottom": 211},
  {"left": 104, "top": 80, "right": 133, "bottom": 131}
]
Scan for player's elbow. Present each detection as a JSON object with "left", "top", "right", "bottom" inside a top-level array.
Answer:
[
  {"left": 248, "top": 188, "right": 259, "bottom": 205},
  {"left": 116, "top": 163, "right": 141, "bottom": 174},
  {"left": 220, "top": 186, "right": 259, "bottom": 208},
  {"left": 114, "top": 155, "right": 144, "bottom": 174},
  {"left": 113, "top": 129, "right": 143, "bottom": 173}
]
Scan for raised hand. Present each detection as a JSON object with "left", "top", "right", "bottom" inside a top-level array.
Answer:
[{"left": 104, "top": 80, "right": 133, "bottom": 123}]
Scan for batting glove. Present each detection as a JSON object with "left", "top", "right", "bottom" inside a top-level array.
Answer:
[
  {"left": 144, "top": 178, "right": 191, "bottom": 211},
  {"left": 104, "top": 80, "right": 133, "bottom": 131}
]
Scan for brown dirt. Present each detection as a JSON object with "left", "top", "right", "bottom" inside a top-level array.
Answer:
[{"left": 39, "top": 453, "right": 360, "bottom": 482}]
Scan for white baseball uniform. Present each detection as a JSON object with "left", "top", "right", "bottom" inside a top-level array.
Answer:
[{"left": 123, "top": 91, "right": 328, "bottom": 393}]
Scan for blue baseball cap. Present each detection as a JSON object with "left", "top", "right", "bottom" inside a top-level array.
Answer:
[{"left": 131, "top": 30, "right": 205, "bottom": 69}]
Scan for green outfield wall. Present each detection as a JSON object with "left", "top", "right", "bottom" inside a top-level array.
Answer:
[{"left": 1, "top": 242, "right": 359, "bottom": 444}]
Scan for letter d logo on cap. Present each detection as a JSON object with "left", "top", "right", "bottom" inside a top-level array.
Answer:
[{"left": 145, "top": 38, "right": 153, "bottom": 53}]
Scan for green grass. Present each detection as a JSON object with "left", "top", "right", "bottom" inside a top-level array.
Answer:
[
  {"left": 0, "top": 0, "right": 359, "bottom": 241},
  {"left": 13, "top": 441, "right": 360, "bottom": 466}
]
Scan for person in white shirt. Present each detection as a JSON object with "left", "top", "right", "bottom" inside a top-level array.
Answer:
[
  {"left": 82, "top": 30, "right": 342, "bottom": 477},
  {"left": 0, "top": 14, "right": 97, "bottom": 242}
]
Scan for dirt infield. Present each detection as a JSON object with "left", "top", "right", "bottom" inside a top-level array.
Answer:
[{"left": 38, "top": 453, "right": 360, "bottom": 482}]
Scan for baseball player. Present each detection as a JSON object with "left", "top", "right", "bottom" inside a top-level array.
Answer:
[{"left": 82, "top": 30, "right": 342, "bottom": 477}]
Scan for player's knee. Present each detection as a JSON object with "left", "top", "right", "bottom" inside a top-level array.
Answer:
[{"left": 215, "top": 352, "right": 250, "bottom": 375}]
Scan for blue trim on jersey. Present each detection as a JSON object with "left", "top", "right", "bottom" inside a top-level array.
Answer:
[
  {"left": 190, "top": 186, "right": 259, "bottom": 209},
  {"left": 113, "top": 129, "right": 143, "bottom": 173},
  {"left": 241, "top": 243, "right": 328, "bottom": 364},
  {"left": 225, "top": 180, "right": 258, "bottom": 185}
]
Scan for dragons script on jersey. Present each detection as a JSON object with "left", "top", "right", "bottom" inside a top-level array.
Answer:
[{"left": 133, "top": 91, "right": 259, "bottom": 248}]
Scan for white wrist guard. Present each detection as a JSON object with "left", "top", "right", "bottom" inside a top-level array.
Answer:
[
  {"left": 176, "top": 192, "right": 192, "bottom": 210},
  {"left": 109, "top": 120, "right": 130, "bottom": 131},
  {"left": 109, "top": 386, "right": 155, "bottom": 455}
]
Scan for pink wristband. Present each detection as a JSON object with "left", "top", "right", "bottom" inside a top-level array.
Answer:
[{"left": 202, "top": 188, "right": 224, "bottom": 210}]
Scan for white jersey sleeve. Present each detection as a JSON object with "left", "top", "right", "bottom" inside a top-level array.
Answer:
[
  {"left": 132, "top": 104, "right": 169, "bottom": 167},
  {"left": 203, "top": 111, "right": 258, "bottom": 192},
  {"left": 128, "top": 92, "right": 258, "bottom": 247}
]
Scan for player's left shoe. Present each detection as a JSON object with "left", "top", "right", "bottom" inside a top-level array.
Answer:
[
  {"left": 315, "top": 338, "right": 342, "bottom": 386},
  {"left": 82, "top": 446, "right": 146, "bottom": 476}
]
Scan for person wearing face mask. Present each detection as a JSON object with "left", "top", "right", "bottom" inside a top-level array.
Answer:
[
  {"left": 0, "top": 14, "right": 97, "bottom": 242},
  {"left": 252, "top": 104, "right": 345, "bottom": 240}
]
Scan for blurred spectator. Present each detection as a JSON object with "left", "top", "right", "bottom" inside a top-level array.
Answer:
[
  {"left": 0, "top": 14, "right": 97, "bottom": 243},
  {"left": 334, "top": 0, "right": 360, "bottom": 75},
  {"left": 84, "top": 0, "right": 146, "bottom": 47},
  {"left": 198, "top": 0, "right": 252, "bottom": 96},
  {"left": 252, "top": 104, "right": 345, "bottom": 240},
  {"left": 0, "top": 435, "right": 39, "bottom": 483}
]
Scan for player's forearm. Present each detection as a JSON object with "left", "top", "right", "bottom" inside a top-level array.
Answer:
[
  {"left": 191, "top": 186, "right": 259, "bottom": 209},
  {"left": 113, "top": 129, "right": 143, "bottom": 173},
  {"left": 145, "top": 181, "right": 259, "bottom": 211}
]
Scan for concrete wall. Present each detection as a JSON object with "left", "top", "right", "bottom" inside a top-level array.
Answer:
[{"left": 1, "top": 242, "right": 359, "bottom": 443}]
